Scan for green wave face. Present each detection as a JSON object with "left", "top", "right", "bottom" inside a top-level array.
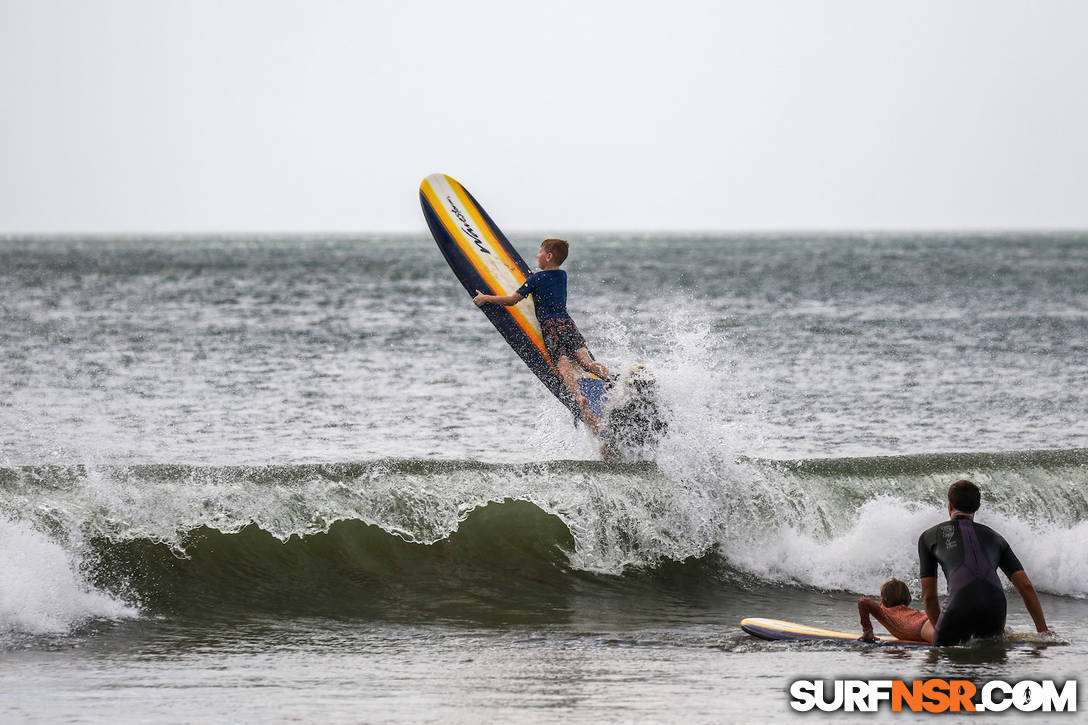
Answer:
[{"left": 89, "top": 501, "right": 581, "bottom": 622}]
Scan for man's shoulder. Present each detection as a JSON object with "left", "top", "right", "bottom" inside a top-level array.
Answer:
[
  {"left": 920, "top": 520, "right": 950, "bottom": 536},
  {"left": 919, "top": 520, "right": 955, "bottom": 543},
  {"left": 970, "top": 520, "right": 1008, "bottom": 543}
]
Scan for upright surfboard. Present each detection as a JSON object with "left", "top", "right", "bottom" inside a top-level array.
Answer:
[{"left": 420, "top": 174, "right": 605, "bottom": 419}]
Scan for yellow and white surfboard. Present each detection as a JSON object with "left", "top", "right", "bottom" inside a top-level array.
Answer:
[
  {"left": 741, "top": 617, "right": 929, "bottom": 646},
  {"left": 419, "top": 174, "right": 602, "bottom": 418}
]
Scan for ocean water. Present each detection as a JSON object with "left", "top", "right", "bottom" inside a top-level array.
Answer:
[{"left": 1, "top": 233, "right": 1086, "bottom": 722}]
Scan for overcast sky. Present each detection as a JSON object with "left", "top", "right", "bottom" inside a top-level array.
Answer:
[{"left": 2, "top": 0, "right": 1086, "bottom": 233}]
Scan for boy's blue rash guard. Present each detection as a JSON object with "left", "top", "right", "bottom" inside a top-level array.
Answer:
[{"left": 516, "top": 270, "right": 568, "bottom": 321}]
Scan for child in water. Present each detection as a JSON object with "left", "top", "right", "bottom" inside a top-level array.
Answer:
[
  {"left": 473, "top": 238, "right": 611, "bottom": 429},
  {"left": 858, "top": 578, "right": 935, "bottom": 643}
]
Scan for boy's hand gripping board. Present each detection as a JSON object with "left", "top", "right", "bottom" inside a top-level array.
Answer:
[{"left": 420, "top": 174, "right": 603, "bottom": 418}]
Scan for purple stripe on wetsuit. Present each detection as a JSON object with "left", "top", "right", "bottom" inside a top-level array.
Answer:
[
  {"left": 947, "top": 518, "right": 1003, "bottom": 592},
  {"left": 934, "top": 518, "right": 1007, "bottom": 645}
]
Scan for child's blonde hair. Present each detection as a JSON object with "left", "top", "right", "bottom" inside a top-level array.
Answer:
[{"left": 541, "top": 238, "right": 569, "bottom": 265}]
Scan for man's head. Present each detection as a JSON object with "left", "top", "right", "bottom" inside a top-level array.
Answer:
[
  {"left": 537, "top": 238, "right": 569, "bottom": 269},
  {"left": 947, "top": 479, "right": 982, "bottom": 515},
  {"left": 880, "top": 578, "right": 912, "bottom": 607}
]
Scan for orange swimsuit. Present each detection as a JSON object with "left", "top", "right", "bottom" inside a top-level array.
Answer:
[{"left": 858, "top": 600, "right": 930, "bottom": 641}]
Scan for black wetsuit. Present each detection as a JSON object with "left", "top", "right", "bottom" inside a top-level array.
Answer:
[{"left": 918, "top": 516, "right": 1023, "bottom": 645}]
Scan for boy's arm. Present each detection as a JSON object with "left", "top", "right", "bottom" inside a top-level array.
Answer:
[{"left": 474, "top": 290, "right": 523, "bottom": 307}]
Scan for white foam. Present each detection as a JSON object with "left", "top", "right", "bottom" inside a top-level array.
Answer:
[
  {"left": 721, "top": 496, "right": 1088, "bottom": 599},
  {"left": 981, "top": 512, "right": 1088, "bottom": 599},
  {"left": 0, "top": 516, "right": 137, "bottom": 636},
  {"left": 544, "top": 297, "right": 752, "bottom": 464},
  {"left": 722, "top": 496, "right": 947, "bottom": 596}
]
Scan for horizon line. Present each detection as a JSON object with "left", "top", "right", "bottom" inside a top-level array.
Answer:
[{"left": 3, "top": 226, "right": 1088, "bottom": 240}]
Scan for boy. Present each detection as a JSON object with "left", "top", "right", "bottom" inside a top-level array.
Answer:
[
  {"left": 473, "top": 238, "right": 610, "bottom": 428},
  {"left": 857, "top": 578, "right": 935, "bottom": 643}
]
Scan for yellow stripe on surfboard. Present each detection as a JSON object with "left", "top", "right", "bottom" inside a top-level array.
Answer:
[
  {"left": 420, "top": 175, "right": 554, "bottom": 367},
  {"left": 446, "top": 177, "right": 527, "bottom": 286}
]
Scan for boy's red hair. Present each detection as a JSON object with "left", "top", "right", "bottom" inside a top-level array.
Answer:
[{"left": 541, "top": 238, "right": 569, "bottom": 266}]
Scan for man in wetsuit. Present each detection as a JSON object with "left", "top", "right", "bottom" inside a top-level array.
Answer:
[{"left": 919, "top": 479, "right": 1052, "bottom": 645}]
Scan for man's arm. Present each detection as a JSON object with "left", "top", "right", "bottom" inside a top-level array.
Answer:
[
  {"left": 473, "top": 290, "right": 523, "bottom": 307},
  {"left": 921, "top": 577, "right": 941, "bottom": 626},
  {"left": 1009, "top": 570, "right": 1051, "bottom": 633},
  {"left": 918, "top": 532, "right": 941, "bottom": 626}
]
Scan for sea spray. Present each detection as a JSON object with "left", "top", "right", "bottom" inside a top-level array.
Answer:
[{"left": 0, "top": 515, "right": 136, "bottom": 636}]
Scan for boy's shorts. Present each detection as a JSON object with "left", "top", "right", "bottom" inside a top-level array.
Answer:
[{"left": 541, "top": 316, "right": 586, "bottom": 363}]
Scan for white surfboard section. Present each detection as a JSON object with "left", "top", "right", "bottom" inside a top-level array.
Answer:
[{"left": 422, "top": 173, "right": 541, "bottom": 325}]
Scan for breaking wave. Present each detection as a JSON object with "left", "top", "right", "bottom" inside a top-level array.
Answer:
[{"left": 1, "top": 448, "right": 1085, "bottom": 631}]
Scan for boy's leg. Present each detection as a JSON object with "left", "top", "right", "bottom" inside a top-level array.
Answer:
[
  {"left": 572, "top": 347, "right": 610, "bottom": 379},
  {"left": 556, "top": 354, "right": 600, "bottom": 431}
]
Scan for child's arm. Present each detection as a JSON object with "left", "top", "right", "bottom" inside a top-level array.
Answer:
[
  {"left": 857, "top": 598, "right": 880, "bottom": 641},
  {"left": 473, "top": 290, "right": 524, "bottom": 308}
]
